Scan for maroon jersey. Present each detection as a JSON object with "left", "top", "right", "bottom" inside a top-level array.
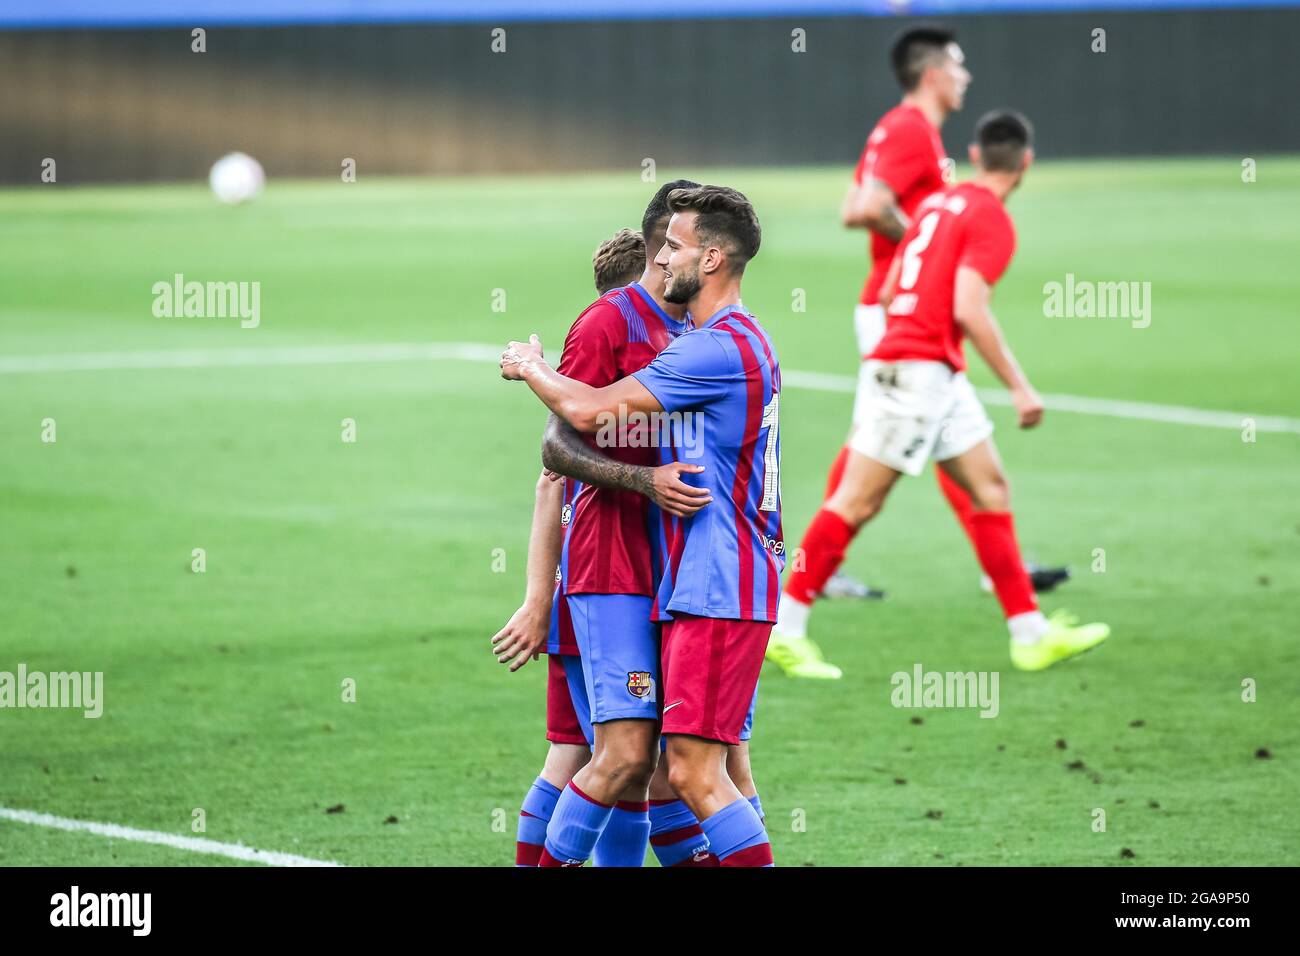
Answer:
[
  {"left": 853, "top": 103, "right": 949, "bottom": 307},
  {"left": 555, "top": 282, "right": 688, "bottom": 598},
  {"left": 871, "top": 181, "right": 1017, "bottom": 372}
]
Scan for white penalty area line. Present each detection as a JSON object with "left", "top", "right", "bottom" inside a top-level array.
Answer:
[
  {"left": 2, "top": 341, "right": 1296, "bottom": 435},
  {"left": 0, "top": 806, "right": 343, "bottom": 867}
]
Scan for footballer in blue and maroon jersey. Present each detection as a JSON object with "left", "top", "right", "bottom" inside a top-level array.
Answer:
[
  {"left": 635, "top": 304, "right": 784, "bottom": 622},
  {"left": 551, "top": 281, "right": 688, "bottom": 733},
  {"left": 633, "top": 303, "right": 783, "bottom": 747},
  {"left": 502, "top": 184, "right": 777, "bottom": 865},
  {"left": 555, "top": 282, "right": 688, "bottom": 602},
  {"left": 506, "top": 218, "right": 690, "bottom": 868},
  {"left": 523, "top": 281, "right": 690, "bottom": 869}
]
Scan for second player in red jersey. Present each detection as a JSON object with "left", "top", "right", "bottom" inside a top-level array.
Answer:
[
  {"left": 871, "top": 180, "right": 1016, "bottom": 371},
  {"left": 783, "top": 110, "right": 1111, "bottom": 675},
  {"left": 772, "top": 29, "right": 1071, "bottom": 680},
  {"left": 770, "top": 27, "right": 972, "bottom": 678}
]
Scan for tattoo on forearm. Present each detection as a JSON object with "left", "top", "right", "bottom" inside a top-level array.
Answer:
[
  {"left": 541, "top": 414, "right": 654, "bottom": 496},
  {"left": 879, "top": 204, "right": 908, "bottom": 241}
]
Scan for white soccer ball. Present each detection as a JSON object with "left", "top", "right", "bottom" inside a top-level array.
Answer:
[{"left": 209, "top": 152, "right": 265, "bottom": 205}]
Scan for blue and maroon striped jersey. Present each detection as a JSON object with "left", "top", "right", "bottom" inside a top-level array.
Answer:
[
  {"left": 632, "top": 304, "right": 784, "bottom": 623},
  {"left": 546, "top": 282, "right": 688, "bottom": 655}
]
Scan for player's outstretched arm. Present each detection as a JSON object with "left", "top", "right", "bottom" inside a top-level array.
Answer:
[
  {"left": 500, "top": 334, "right": 663, "bottom": 431},
  {"left": 541, "top": 414, "right": 711, "bottom": 518},
  {"left": 490, "top": 470, "right": 563, "bottom": 672},
  {"left": 953, "top": 265, "right": 1044, "bottom": 429},
  {"left": 842, "top": 179, "right": 909, "bottom": 240}
]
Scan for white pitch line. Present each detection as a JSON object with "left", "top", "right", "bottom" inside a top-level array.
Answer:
[
  {"left": 0, "top": 341, "right": 502, "bottom": 374},
  {"left": 0, "top": 806, "right": 343, "bottom": 867},
  {"left": 1, "top": 341, "right": 1296, "bottom": 434},
  {"left": 780, "top": 369, "right": 1300, "bottom": 434}
]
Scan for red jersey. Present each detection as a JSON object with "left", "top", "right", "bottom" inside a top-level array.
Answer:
[
  {"left": 554, "top": 282, "right": 688, "bottom": 601},
  {"left": 853, "top": 103, "right": 948, "bottom": 307},
  {"left": 870, "top": 182, "right": 1017, "bottom": 373}
]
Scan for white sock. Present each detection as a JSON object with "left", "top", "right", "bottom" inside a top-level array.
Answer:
[
  {"left": 1007, "top": 610, "right": 1049, "bottom": 645},
  {"left": 775, "top": 594, "right": 811, "bottom": 638}
]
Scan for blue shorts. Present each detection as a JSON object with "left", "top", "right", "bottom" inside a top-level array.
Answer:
[
  {"left": 558, "top": 653, "right": 594, "bottom": 747},
  {"left": 740, "top": 682, "right": 758, "bottom": 741},
  {"left": 568, "top": 593, "right": 660, "bottom": 726}
]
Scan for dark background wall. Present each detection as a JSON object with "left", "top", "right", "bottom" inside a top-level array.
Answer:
[{"left": 1, "top": 8, "right": 1293, "bottom": 184}]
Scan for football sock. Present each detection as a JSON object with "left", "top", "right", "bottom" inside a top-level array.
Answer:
[
  {"left": 783, "top": 507, "right": 856, "bottom": 606},
  {"left": 823, "top": 446, "right": 850, "bottom": 500},
  {"left": 936, "top": 467, "right": 978, "bottom": 545},
  {"left": 774, "top": 592, "right": 811, "bottom": 637},
  {"left": 648, "top": 798, "right": 717, "bottom": 867},
  {"left": 748, "top": 793, "right": 765, "bottom": 824},
  {"left": 1008, "top": 609, "right": 1050, "bottom": 645},
  {"left": 701, "top": 797, "right": 774, "bottom": 867},
  {"left": 969, "top": 511, "right": 1040, "bottom": 623},
  {"left": 539, "top": 780, "right": 613, "bottom": 867},
  {"left": 592, "top": 800, "right": 650, "bottom": 867},
  {"left": 516, "top": 776, "right": 560, "bottom": 867}
]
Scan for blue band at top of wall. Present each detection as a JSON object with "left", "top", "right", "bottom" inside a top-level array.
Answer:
[{"left": 1, "top": 0, "right": 1295, "bottom": 29}]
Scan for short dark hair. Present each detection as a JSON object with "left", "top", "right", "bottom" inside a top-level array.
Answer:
[
  {"left": 641, "top": 178, "right": 701, "bottom": 252},
  {"left": 592, "top": 228, "right": 646, "bottom": 294},
  {"left": 666, "top": 185, "right": 761, "bottom": 272},
  {"left": 974, "top": 110, "right": 1034, "bottom": 172},
  {"left": 891, "top": 26, "right": 956, "bottom": 91}
]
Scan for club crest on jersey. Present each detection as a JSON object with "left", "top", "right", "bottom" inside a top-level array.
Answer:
[
  {"left": 560, "top": 503, "right": 573, "bottom": 526},
  {"left": 626, "top": 672, "right": 655, "bottom": 701}
]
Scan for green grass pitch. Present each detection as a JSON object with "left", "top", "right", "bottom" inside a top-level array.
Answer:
[{"left": 0, "top": 158, "right": 1297, "bottom": 866}]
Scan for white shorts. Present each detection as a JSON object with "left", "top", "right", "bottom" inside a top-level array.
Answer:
[
  {"left": 853, "top": 303, "right": 887, "bottom": 357},
  {"left": 849, "top": 358, "right": 994, "bottom": 477}
]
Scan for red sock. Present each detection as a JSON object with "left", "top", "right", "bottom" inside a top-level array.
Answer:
[
  {"left": 537, "top": 847, "right": 580, "bottom": 867},
  {"left": 936, "top": 468, "right": 977, "bottom": 547},
  {"left": 784, "top": 508, "right": 856, "bottom": 605},
  {"left": 823, "top": 446, "right": 850, "bottom": 500},
  {"left": 515, "top": 841, "right": 543, "bottom": 866},
  {"left": 720, "top": 843, "right": 774, "bottom": 867},
  {"left": 969, "top": 511, "right": 1038, "bottom": 618}
]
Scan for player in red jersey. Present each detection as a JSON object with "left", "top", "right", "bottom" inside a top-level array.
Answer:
[
  {"left": 768, "top": 27, "right": 1066, "bottom": 680},
  {"left": 777, "top": 111, "right": 1110, "bottom": 671}
]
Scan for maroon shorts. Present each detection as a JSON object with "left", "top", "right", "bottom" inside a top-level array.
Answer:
[
  {"left": 661, "top": 613, "right": 772, "bottom": 745},
  {"left": 545, "top": 654, "right": 587, "bottom": 746}
]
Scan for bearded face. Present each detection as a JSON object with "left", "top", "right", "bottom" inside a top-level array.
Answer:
[
  {"left": 656, "top": 211, "right": 706, "bottom": 306},
  {"left": 663, "top": 255, "right": 702, "bottom": 304}
]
